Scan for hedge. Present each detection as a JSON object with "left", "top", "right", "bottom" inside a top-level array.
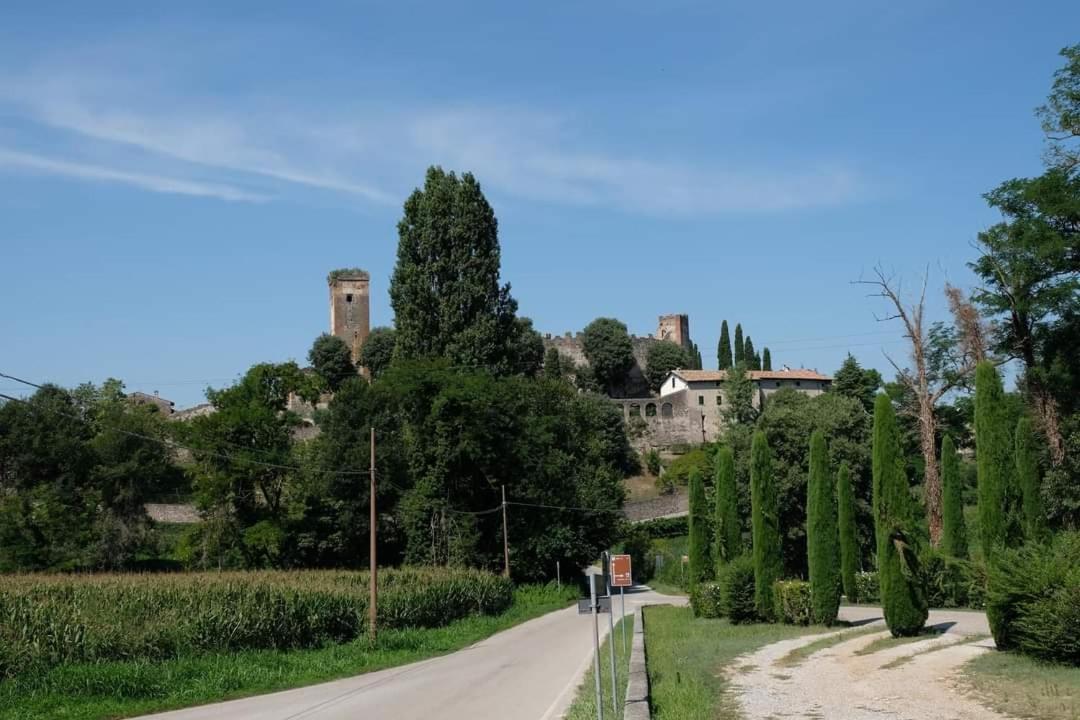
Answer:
[{"left": 773, "top": 580, "right": 813, "bottom": 626}]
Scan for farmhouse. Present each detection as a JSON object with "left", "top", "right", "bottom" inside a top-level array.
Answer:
[{"left": 616, "top": 367, "right": 831, "bottom": 448}]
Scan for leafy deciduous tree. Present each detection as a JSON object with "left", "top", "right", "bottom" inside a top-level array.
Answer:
[
  {"left": 359, "top": 326, "right": 397, "bottom": 381},
  {"left": 582, "top": 317, "right": 635, "bottom": 396},
  {"left": 645, "top": 341, "right": 690, "bottom": 393},
  {"left": 308, "top": 333, "right": 356, "bottom": 391}
]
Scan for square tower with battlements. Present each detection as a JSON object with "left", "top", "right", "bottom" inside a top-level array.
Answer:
[
  {"left": 657, "top": 314, "right": 691, "bottom": 352},
  {"left": 328, "top": 269, "right": 370, "bottom": 365}
]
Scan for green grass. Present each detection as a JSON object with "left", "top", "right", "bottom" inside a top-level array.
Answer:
[
  {"left": 0, "top": 583, "right": 577, "bottom": 720},
  {"left": 852, "top": 626, "right": 943, "bottom": 656},
  {"left": 880, "top": 634, "right": 989, "bottom": 669},
  {"left": 962, "top": 650, "right": 1080, "bottom": 720},
  {"left": 644, "top": 605, "right": 819, "bottom": 720},
  {"left": 563, "top": 615, "right": 634, "bottom": 720},
  {"left": 775, "top": 625, "right": 882, "bottom": 667}
]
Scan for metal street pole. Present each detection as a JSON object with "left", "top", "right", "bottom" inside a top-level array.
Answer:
[
  {"left": 501, "top": 485, "right": 510, "bottom": 578},
  {"left": 604, "top": 552, "right": 617, "bottom": 713},
  {"left": 556, "top": 560, "right": 561, "bottom": 590},
  {"left": 620, "top": 586, "right": 627, "bottom": 656},
  {"left": 369, "top": 427, "right": 377, "bottom": 644},
  {"left": 590, "top": 574, "right": 604, "bottom": 720}
]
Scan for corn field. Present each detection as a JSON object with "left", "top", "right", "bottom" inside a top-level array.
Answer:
[{"left": 0, "top": 566, "right": 512, "bottom": 679}]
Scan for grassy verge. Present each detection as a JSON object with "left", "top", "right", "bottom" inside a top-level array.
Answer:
[
  {"left": 852, "top": 627, "right": 943, "bottom": 656},
  {"left": 776, "top": 625, "right": 881, "bottom": 667},
  {"left": 644, "top": 605, "right": 819, "bottom": 720},
  {"left": 962, "top": 651, "right": 1080, "bottom": 720},
  {"left": 564, "top": 615, "right": 634, "bottom": 720},
  {"left": 880, "top": 635, "right": 989, "bottom": 669},
  {"left": 0, "top": 583, "right": 577, "bottom": 720}
]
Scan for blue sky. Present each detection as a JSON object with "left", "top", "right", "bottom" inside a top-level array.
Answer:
[{"left": 1, "top": 1, "right": 1075, "bottom": 407}]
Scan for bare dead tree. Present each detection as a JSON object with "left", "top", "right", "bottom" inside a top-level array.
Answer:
[
  {"left": 945, "top": 283, "right": 990, "bottom": 366},
  {"left": 854, "top": 266, "right": 979, "bottom": 547}
]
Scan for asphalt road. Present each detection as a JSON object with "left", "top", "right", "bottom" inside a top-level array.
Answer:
[{"left": 136, "top": 586, "right": 685, "bottom": 720}]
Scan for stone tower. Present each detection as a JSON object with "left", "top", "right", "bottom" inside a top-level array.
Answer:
[
  {"left": 328, "top": 269, "right": 371, "bottom": 365},
  {"left": 657, "top": 314, "right": 691, "bottom": 352}
]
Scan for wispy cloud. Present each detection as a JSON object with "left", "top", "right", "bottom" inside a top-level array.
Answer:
[
  {"left": 0, "top": 147, "right": 266, "bottom": 202},
  {"left": 0, "top": 67, "right": 865, "bottom": 215}
]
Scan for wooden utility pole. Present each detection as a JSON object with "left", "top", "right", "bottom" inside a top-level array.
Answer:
[
  {"left": 501, "top": 485, "right": 510, "bottom": 578},
  {"left": 369, "top": 427, "right": 377, "bottom": 643}
]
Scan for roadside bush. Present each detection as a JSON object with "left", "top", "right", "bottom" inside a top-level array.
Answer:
[
  {"left": 618, "top": 524, "right": 655, "bottom": 583},
  {"left": 690, "top": 582, "right": 723, "bottom": 619},
  {"left": 854, "top": 571, "right": 880, "bottom": 603},
  {"left": 636, "top": 516, "right": 689, "bottom": 539},
  {"left": 718, "top": 554, "right": 758, "bottom": 624},
  {"left": 773, "top": 580, "right": 813, "bottom": 625},
  {"left": 0, "top": 566, "right": 513, "bottom": 679},
  {"left": 921, "top": 548, "right": 987, "bottom": 609},
  {"left": 645, "top": 449, "right": 662, "bottom": 476},
  {"left": 986, "top": 531, "right": 1080, "bottom": 664}
]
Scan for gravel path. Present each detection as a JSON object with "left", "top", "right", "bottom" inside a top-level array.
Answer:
[{"left": 729, "top": 614, "right": 1002, "bottom": 720}]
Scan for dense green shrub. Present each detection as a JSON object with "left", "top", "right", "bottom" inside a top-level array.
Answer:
[
  {"left": 636, "top": 516, "right": 689, "bottom": 539},
  {"left": 688, "top": 468, "right": 713, "bottom": 597},
  {"left": 773, "top": 580, "right": 813, "bottom": 625},
  {"left": 0, "top": 567, "right": 513, "bottom": 679},
  {"left": 940, "top": 435, "right": 969, "bottom": 558},
  {"left": 618, "top": 524, "right": 655, "bottom": 583},
  {"left": 986, "top": 531, "right": 1080, "bottom": 664},
  {"left": 718, "top": 554, "right": 758, "bottom": 624},
  {"left": 750, "top": 431, "right": 782, "bottom": 621},
  {"left": 644, "top": 449, "right": 662, "bottom": 476},
  {"left": 855, "top": 571, "right": 880, "bottom": 603},
  {"left": 921, "top": 548, "right": 987, "bottom": 609},
  {"left": 664, "top": 447, "right": 711, "bottom": 487},
  {"left": 690, "top": 582, "right": 723, "bottom": 619},
  {"left": 807, "top": 430, "right": 840, "bottom": 625},
  {"left": 837, "top": 463, "right": 860, "bottom": 601},
  {"left": 872, "top": 394, "right": 928, "bottom": 637}
]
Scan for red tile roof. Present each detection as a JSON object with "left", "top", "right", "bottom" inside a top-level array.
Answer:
[{"left": 671, "top": 369, "right": 832, "bottom": 383}]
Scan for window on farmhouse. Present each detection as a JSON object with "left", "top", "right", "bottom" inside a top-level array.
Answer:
[
  {"left": 716, "top": 395, "right": 723, "bottom": 405},
  {"left": 698, "top": 395, "right": 704, "bottom": 405},
  {"left": 661, "top": 402, "right": 673, "bottom": 418},
  {"left": 346, "top": 294, "right": 353, "bottom": 303}
]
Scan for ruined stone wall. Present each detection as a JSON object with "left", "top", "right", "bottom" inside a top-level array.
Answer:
[{"left": 542, "top": 332, "right": 657, "bottom": 397}]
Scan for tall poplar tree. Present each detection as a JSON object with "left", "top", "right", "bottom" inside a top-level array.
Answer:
[
  {"left": 750, "top": 431, "right": 781, "bottom": 621},
  {"left": 714, "top": 445, "right": 741, "bottom": 569},
  {"left": 734, "top": 324, "right": 745, "bottom": 366},
  {"left": 762, "top": 347, "right": 772, "bottom": 371},
  {"left": 390, "top": 167, "right": 531, "bottom": 374},
  {"left": 975, "top": 361, "right": 1021, "bottom": 554},
  {"left": 718, "top": 320, "right": 733, "bottom": 369},
  {"left": 688, "top": 468, "right": 713, "bottom": 594},
  {"left": 940, "top": 435, "right": 969, "bottom": 558},
  {"left": 836, "top": 462, "right": 859, "bottom": 601},
  {"left": 807, "top": 430, "right": 840, "bottom": 624},
  {"left": 873, "top": 393, "right": 928, "bottom": 637},
  {"left": 1014, "top": 417, "right": 1046, "bottom": 542}
]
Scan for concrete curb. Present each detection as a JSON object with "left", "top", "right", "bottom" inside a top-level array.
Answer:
[{"left": 623, "top": 604, "right": 651, "bottom": 720}]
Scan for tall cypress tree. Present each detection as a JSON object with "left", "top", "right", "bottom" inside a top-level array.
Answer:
[
  {"left": 718, "top": 321, "right": 733, "bottom": 369},
  {"left": 836, "top": 462, "right": 859, "bottom": 601},
  {"left": 940, "top": 435, "right": 968, "bottom": 558},
  {"left": 714, "top": 445, "right": 741, "bottom": 570},
  {"left": 744, "top": 336, "right": 756, "bottom": 371},
  {"left": 807, "top": 430, "right": 840, "bottom": 624},
  {"left": 975, "top": 361, "right": 1021, "bottom": 555},
  {"left": 1014, "top": 417, "right": 1046, "bottom": 542},
  {"left": 873, "top": 393, "right": 928, "bottom": 637},
  {"left": 734, "top": 324, "right": 745, "bottom": 366},
  {"left": 762, "top": 347, "right": 772, "bottom": 371},
  {"left": 688, "top": 468, "right": 713, "bottom": 594},
  {"left": 750, "top": 431, "right": 781, "bottom": 621}
]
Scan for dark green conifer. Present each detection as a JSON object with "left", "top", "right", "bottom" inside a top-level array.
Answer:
[
  {"left": 688, "top": 468, "right": 713, "bottom": 592},
  {"left": 836, "top": 462, "right": 859, "bottom": 600},
  {"left": 1014, "top": 417, "right": 1046, "bottom": 542},
  {"left": 750, "top": 431, "right": 781, "bottom": 621},
  {"left": 762, "top": 348, "right": 772, "bottom": 371},
  {"left": 807, "top": 430, "right": 840, "bottom": 625},
  {"left": 714, "top": 446, "right": 741, "bottom": 570},
  {"left": 873, "top": 393, "right": 928, "bottom": 637},
  {"left": 718, "top": 321, "right": 733, "bottom": 369},
  {"left": 975, "top": 361, "right": 1022, "bottom": 554},
  {"left": 734, "top": 324, "right": 745, "bottom": 366},
  {"left": 940, "top": 435, "right": 968, "bottom": 558}
]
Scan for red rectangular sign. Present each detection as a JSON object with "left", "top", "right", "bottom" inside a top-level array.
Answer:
[{"left": 611, "top": 554, "right": 632, "bottom": 587}]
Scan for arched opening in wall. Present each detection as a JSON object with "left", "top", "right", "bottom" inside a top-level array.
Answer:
[
  {"left": 645, "top": 403, "right": 657, "bottom": 417},
  {"left": 629, "top": 403, "right": 641, "bottom": 417},
  {"left": 661, "top": 402, "right": 673, "bottom": 418}
]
